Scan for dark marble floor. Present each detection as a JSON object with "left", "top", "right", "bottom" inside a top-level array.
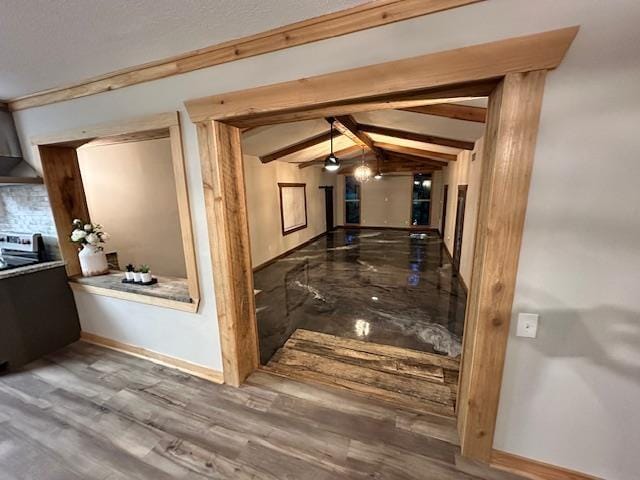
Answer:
[{"left": 254, "top": 229, "right": 467, "bottom": 365}]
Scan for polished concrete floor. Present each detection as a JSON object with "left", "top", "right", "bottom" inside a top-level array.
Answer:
[
  {"left": 0, "top": 342, "right": 518, "bottom": 479},
  {"left": 254, "top": 229, "right": 467, "bottom": 365}
]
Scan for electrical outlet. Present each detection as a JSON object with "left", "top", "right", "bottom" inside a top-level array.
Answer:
[{"left": 516, "top": 313, "right": 538, "bottom": 338}]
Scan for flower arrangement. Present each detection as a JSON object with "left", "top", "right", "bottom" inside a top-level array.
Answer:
[{"left": 70, "top": 219, "right": 110, "bottom": 250}]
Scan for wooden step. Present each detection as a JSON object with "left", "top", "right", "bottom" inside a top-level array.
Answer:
[{"left": 266, "top": 329, "right": 460, "bottom": 418}]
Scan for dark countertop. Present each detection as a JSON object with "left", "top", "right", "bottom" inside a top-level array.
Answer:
[{"left": 0, "top": 260, "right": 66, "bottom": 281}]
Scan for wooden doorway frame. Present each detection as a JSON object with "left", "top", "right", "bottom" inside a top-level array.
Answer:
[{"left": 185, "top": 27, "right": 578, "bottom": 461}]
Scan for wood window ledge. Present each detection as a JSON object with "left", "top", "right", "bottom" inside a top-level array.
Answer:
[{"left": 69, "top": 271, "right": 199, "bottom": 313}]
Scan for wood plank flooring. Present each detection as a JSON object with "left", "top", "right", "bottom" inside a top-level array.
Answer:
[
  {"left": 265, "top": 329, "right": 459, "bottom": 417},
  {"left": 0, "top": 341, "right": 520, "bottom": 479}
]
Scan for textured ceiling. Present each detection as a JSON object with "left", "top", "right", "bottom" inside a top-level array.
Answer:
[{"left": 0, "top": 0, "right": 364, "bottom": 99}]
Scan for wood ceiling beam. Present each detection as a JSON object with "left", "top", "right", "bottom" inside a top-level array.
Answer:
[
  {"left": 401, "top": 103, "right": 487, "bottom": 122},
  {"left": 331, "top": 115, "right": 388, "bottom": 165},
  {"left": 359, "top": 123, "right": 474, "bottom": 150},
  {"left": 220, "top": 83, "right": 495, "bottom": 128},
  {"left": 259, "top": 131, "right": 340, "bottom": 163},
  {"left": 297, "top": 144, "right": 362, "bottom": 168},
  {"left": 374, "top": 142, "right": 458, "bottom": 162},
  {"left": 384, "top": 152, "right": 448, "bottom": 168}
]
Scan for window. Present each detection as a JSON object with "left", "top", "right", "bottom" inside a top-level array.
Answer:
[
  {"left": 345, "top": 176, "right": 361, "bottom": 224},
  {"left": 411, "top": 174, "right": 432, "bottom": 226}
]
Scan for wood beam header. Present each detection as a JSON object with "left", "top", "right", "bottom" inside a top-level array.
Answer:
[{"left": 186, "top": 26, "right": 579, "bottom": 124}]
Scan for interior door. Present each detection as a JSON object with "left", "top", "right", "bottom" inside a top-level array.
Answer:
[
  {"left": 441, "top": 184, "right": 449, "bottom": 237},
  {"left": 321, "top": 186, "right": 334, "bottom": 232},
  {"left": 453, "top": 185, "right": 468, "bottom": 272}
]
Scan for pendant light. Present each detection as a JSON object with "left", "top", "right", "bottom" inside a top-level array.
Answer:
[
  {"left": 354, "top": 146, "right": 372, "bottom": 182},
  {"left": 373, "top": 155, "right": 382, "bottom": 180},
  {"left": 324, "top": 118, "right": 340, "bottom": 172}
]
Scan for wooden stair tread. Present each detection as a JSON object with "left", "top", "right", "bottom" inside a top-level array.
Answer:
[
  {"left": 291, "top": 329, "right": 461, "bottom": 370},
  {"left": 267, "top": 329, "right": 460, "bottom": 418}
]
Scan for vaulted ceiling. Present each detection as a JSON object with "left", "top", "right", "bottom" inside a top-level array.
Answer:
[
  {"left": 242, "top": 98, "right": 487, "bottom": 175},
  {"left": 0, "top": 0, "right": 364, "bottom": 99}
]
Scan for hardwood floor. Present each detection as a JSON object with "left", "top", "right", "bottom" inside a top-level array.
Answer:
[
  {"left": 265, "top": 329, "right": 459, "bottom": 417},
  {"left": 0, "top": 341, "right": 520, "bottom": 479}
]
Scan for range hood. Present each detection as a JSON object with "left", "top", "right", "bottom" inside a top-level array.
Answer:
[{"left": 0, "top": 108, "right": 42, "bottom": 185}]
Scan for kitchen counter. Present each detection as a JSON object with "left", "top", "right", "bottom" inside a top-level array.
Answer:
[
  {"left": 0, "top": 261, "right": 80, "bottom": 371},
  {"left": 0, "top": 260, "right": 66, "bottom": 280}
]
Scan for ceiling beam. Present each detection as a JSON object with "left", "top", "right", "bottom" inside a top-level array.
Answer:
[
  {"left": 359, "top": 123, "right": 475, "bottom": 150},
  {"left": 297, "top": 145, "right": 362, "bottom": 169},
  {"left": 259, "top": 131, "right": 340, "bottom": 163},
  {"left": 374, "top": 142, "right": 458, "bottom": 162},
  {"left": 384, "top": 152, "right": 448, "bottom": 168},
  {"left": 330, "top": 115, "right": 388, "bottom": 165},
  {"left": 401, "top": 103, "right": 487, "bottom": 122}
]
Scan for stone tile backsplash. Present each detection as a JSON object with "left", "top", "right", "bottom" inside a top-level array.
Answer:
[{"left": 0, "top": 184, "right": 61, "bottom": 260}]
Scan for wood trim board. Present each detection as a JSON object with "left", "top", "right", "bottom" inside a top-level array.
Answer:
[
  {"left": 188, "top": 27, "right": 578, "bottom": 461},
  {"left": 185, "top": 27, "right": 578, "bottom": 124},
  {"left": 491, "top": 450, "right": 602, "bottom": 480},
  {"left": 80, "top": 332, "right": 223, "bottom": 383},
  {"left": 7, "top": 0, "right": 483, "bottom": 111},
  {"left": 30, "top": 112, "right": 179, "bottom": 147},
  {"left": 457, "top": 71, "right": 548, "bottom": 461}
]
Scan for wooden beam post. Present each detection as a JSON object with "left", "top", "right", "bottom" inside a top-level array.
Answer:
[
  {"left": 458, "top": 70, "right": 547, "bottom": 461},
  {"left": 197, "top": 121, "right": 259, "bottom": 386},
  {"left": 39, "top": 146, "right": 90, "bottom": 277}
]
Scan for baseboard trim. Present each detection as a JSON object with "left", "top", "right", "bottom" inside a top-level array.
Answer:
[
  {"left": 491, "top": 450, "right": 602, "bottom": 480},
  {"left": 337, "top": 225, "right": 439, "bottom": 232},
  {"left": 253, "top": 231, "right": 327, "bottom": 272},
  {"left": 80, "top": 332, "right": 224, "bottom": 384}
]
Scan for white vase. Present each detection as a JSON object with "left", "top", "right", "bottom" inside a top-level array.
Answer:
[
  {"left": 125, "top": 271, "right": 134, "bottom": 281},
  {"left": 133, "top": 272, "right": 142, "bottom": 282},
  {"left": 78, "top": 244, "right": 109, "bottom": 277},
  {"left": 140, "top": 272, "right": 152, "bottom": 283}
]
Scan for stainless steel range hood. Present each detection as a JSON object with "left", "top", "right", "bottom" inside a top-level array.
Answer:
[{"left": 0, "top": 108, "right": 42, "bottom": 185}]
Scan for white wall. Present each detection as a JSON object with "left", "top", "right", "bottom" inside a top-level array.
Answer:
[
  {"left": 11, "top": 2, "right": 640, "bottom": 477},
  {"left": 244, "top": 157, "right": 336, "bottom": 267},
  {"left": 335, "top": 174, "right": 441, "bottom": 229},
  {"left": 77, "top": 138, "right": 187, "bottom": 277},
  {"left": 440, "top": 138, "right": 484, "bottom": 285}
]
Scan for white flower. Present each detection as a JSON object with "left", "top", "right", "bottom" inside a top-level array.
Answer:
[
  {"left": 84, "top": 224, "right": 93, "bottom": 232},
  {"left": 86, "top": 233, "right": 100, "bottom": 245},
  {"left": 73, "top": 219, "right": 83, "bottom": 226},
  {"left": 71, "top": 229, "right": 87, "bottom": 242},
  {"left": 99, "top": 232, "right": 110, "bottom": 241}
]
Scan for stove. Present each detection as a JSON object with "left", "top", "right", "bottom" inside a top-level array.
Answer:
[{"left": 0, "top": 232, "right": 45, "bottom": 271}]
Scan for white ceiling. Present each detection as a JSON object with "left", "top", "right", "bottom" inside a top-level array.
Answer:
[
  {"left": 242, "top": 105, "right": 487, "bottom": 161},
  {"left": 0, "top": 0, "right": 364, "bottom": 99}
]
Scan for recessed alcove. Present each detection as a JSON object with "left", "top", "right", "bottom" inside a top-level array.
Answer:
[{"left": 32, "top": 112, "right": 200, "bottom": 312}]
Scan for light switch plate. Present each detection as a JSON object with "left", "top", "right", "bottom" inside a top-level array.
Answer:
[{"left": 516, "top": 313, "right": 539, "bottom": 338}]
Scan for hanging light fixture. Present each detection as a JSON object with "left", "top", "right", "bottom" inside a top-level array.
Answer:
[
  {"left": 324, "top": 118, "right": 340, "bottom": 172},
  {"left": 353, "top": 146, "right": 372, "bottom": 183},
  {"left": 373, "top": 155, "right": 382, "bottom": 180}
]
